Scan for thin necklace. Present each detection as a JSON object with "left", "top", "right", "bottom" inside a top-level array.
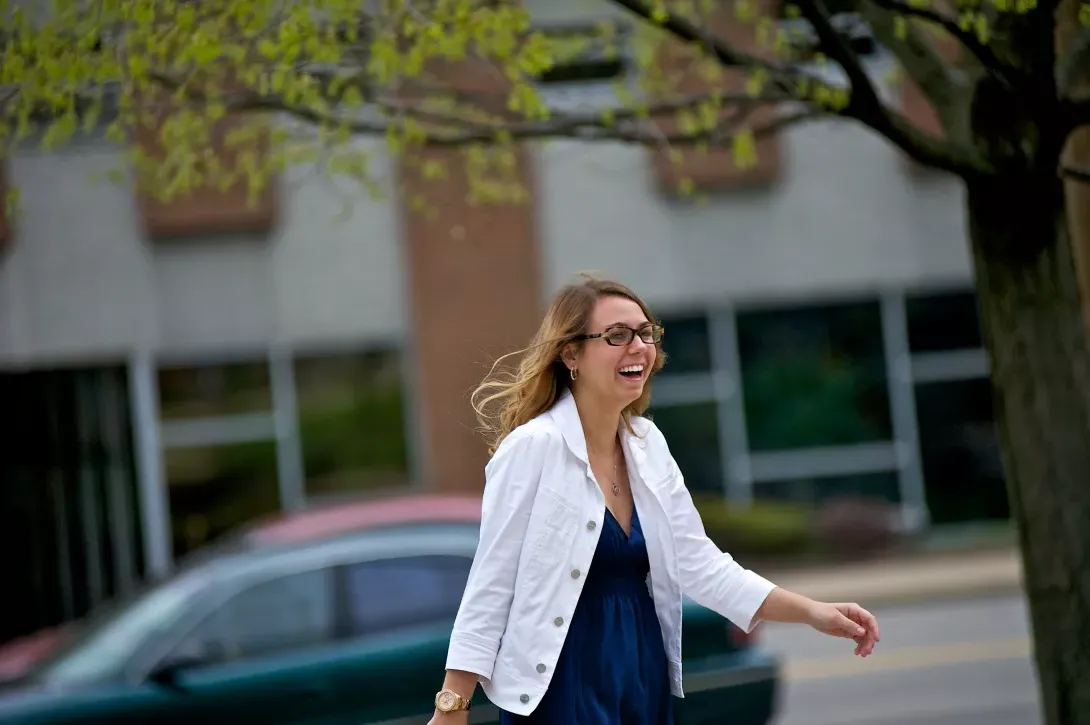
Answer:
[{"left": 610, "top": 447, "right": 620, "bottom": 496}]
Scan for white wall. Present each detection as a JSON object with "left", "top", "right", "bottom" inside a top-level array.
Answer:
[
  {"left": 536, "top": 122, "right": 971, "bottom": 312},
  {"left": 0, "top": 139, "right": 406, "bottom": 367}
]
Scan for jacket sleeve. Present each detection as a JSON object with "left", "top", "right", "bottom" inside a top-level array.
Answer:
[
  {"left": 655, "top": 432, "right": 777, "bottom": 632},
  {"left": 445, "top": 427, "right": 552, "bottom": 681}
]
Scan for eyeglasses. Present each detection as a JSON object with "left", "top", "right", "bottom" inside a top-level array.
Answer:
[{"left": 575, "top": 323, "right": 665, "bottom": 347}]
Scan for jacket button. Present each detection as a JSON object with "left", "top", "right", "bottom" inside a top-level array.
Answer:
[
  {"left": 520, "top": 694, "right": 530, "bottom": 704},
  {"left": 570, "top": 568, "right": 580, "bottom": 579},
  {"left": 536, "top": 663, "right": 547, "bottom": 674},
  {"left": 586, "top": 520, "right": 596, "bottom": 531},
  {"left": 554, "top": 616, "right": 563, "bottom": 626}
]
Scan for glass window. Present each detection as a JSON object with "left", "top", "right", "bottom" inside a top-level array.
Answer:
[
  {"left": 169, "top": 569, "right": 335, "bottom": 665},
  {"left": 294, "top": 350, "right": 410, "bottom": 499},
  {"left": 158, "top": 361, "right": 272, "bottom": 420},
  {"left": 754, "top": 471, "right": 901, "bottom": 507},
  {"left": 647, "top": 403, "right": 722, "bottom": 494},
  {"left": 658, "top": 314, "right": 713, "bottom": 375},
  {"left": 906, "top": 290, "right": 983, "bottom": 352},
  {"left": 737, "top": 301, "right": 892, "bottom": 451},
  {"left": 340, "top": 555, "right": 472, "bottom": 637},
  {"left": 165, "top": 441, "right": 281, "bottom": 560},
  {"left": 915, "top": 379, "right": 1008, "bottom": 524}
]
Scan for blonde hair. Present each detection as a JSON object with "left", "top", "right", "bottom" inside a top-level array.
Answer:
[{"left": 471, "top": 273, "right": 666, "bottom": 455}]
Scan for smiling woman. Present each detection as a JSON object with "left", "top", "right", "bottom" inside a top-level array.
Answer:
[{"left": 430, "top": 274, "right": 881, "bottom": 725}]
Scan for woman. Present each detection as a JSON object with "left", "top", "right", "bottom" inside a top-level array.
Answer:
[{"left": 429, "top": 276, "right": 880, "bottom": 724}]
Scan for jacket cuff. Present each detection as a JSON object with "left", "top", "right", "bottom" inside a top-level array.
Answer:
[
  {"left": 732, "top": 571, "right": 779, "bottom": 633},
  {"left": 445, "top": 632, "right": 500, "bottom": 682}
]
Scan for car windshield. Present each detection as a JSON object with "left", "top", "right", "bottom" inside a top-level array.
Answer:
[{"left": 27, "top": 570, "right": 207, "bottom": 688}]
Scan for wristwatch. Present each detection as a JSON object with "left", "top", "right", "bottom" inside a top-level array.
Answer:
[{"left": 434, "top": 689, "right": 472, "bottom": 712}]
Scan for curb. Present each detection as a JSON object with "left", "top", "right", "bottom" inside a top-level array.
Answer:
[{"left": 766, "top": 547, "right": 1024, "bottom": 608}]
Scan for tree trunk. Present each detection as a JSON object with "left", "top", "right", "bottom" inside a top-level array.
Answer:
[{"left": 967, "top": 175, "right": 1090, "bottom": 725}]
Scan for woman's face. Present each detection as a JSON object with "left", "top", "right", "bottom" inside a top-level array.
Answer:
[{"left": 566, "top": 295, "right": 658, "bottom": 408}]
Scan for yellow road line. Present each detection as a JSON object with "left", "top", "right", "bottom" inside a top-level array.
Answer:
[{"left": 785, "top": 636, "right": 1033, "bottom": 682}]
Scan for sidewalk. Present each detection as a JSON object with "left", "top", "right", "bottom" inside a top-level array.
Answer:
[{"left": 767, "top": 546, "right": 1024, "bottom": 607}]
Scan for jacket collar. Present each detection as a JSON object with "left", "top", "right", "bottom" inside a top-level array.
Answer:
[{"left": 548, "top": 389, "right": 650, "bottom": 470}]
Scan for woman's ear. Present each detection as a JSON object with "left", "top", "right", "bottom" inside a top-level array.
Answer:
[{"left": 560, "top": 342, "right": 578, "bottom": 371}]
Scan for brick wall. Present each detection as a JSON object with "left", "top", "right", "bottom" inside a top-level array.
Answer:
[{"left": 397, "top": 62, "right": 544, "bottom": 493}]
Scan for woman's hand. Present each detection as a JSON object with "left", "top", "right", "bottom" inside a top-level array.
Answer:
[{"left": 806, "top": 601, "right": 881, "bottom": 656}]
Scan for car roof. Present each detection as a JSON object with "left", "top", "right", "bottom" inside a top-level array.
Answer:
[{"left": 240, "top": 493, "right": 484, "bottom": 549}]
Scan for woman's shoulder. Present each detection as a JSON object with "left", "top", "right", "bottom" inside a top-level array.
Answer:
[
  {"left": 631, "top": 414, "right": 669, "bottom": 450},
  {"left": 493, "top": 416, "right": 564, "bottom": 457}
]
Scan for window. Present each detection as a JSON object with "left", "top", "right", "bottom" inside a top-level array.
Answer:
[
  {"left": 339, "top": 555, "right": 472, "bottom": 637},
  {"left": 755, "top": 471, "right": 901, "bottom": 507},
  {"left": 915, "top": 379, "right": 1007, "bottom": 524},
  {"left": 158, "top": 361, "right": 272, "bottom": 420},
  {"left": 658, "top": 313, "right": 713, "bottom": 375},
  {"left": 294, "top": 350, "right": 410, "bottom": 499},
  {"left": 906, "top": 291, "right": 983, "bottom": 352},
  {"left": 647, "top": 403, "right": 723, "bottom": 494},
  {"left": 168, "top": 568, "right": 335, "bottom": 665},
  {"left": 737, "top": 301, "right": 892, "bottom": 451},
  {"left": 165, "top": 441, "right": 281, "bottom": 559}
]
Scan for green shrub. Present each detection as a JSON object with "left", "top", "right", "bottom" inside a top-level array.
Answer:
[{"left": 693, "top": 495, "right": 816, "bottom": 558}]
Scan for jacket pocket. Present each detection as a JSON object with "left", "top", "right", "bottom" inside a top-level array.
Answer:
[{"left": 521, "top": 488, "right": 579, "bottom": 583}]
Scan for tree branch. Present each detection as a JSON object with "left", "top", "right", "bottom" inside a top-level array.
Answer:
[
  {"left": 603, "top": 0, "right": 992, "bottom": 179},
  {"left": 857, "top": 0, "right": 967, "bottom": 141},
  {"left": 146, "top": 68, "right": 809, "bottom": 148},
  {"left": 865, "top": 0, "right": 1010, "bottom": 80},
  {"left": 795, "top": 0, "right": 883, "bottom": 114},
  {"left": 1061, "top": 164, "right": 1090, "bottom": 182},
  {"left": 604, "top": 0, "right": 812, "bottom": 93}
]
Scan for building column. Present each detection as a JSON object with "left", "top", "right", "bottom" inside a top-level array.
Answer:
[
  {"left": 396, "top": 64, "right": 545, "bottom": 494},
  {"left": 129, "top": 352, "right": 172, "bottom": 580},
  {"left": 880, "top": 292, "right": 929, "bottom": 532}
]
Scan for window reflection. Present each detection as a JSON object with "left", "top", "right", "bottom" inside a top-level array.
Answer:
[
  {"left": 165, "top": 441, "right": 280, "bottom": 559},
  {"left": 915, "top": 379, "right": 1007, "bottom": 524},
  {"left": 906, "top": 290, "right": 982, "bottom": 352},
  {"left": 294, "top": 350, "right": 410, "bottom": 499},
  {"left": 647, "top": 402, "right": 722, "bottom": 494},
  {"left": 158, "top": 361, "right": 271, "bottom": 420},
  {"left": 755, "top": 471, "right": 901, "bottom": 507},
  {"left": 657, "top": 313, "right": 713, "bottom": 374},
  {"left": 737, "top": 301, "right": 892, "bottom": 451}
]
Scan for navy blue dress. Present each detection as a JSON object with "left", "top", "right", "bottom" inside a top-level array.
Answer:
[{"left": 499, "top": 506, "right": 674, "bottom": 725}]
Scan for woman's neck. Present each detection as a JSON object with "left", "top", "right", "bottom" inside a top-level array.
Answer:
[{"left": 572, "top": 389, "right": 623, "bottom": 455}]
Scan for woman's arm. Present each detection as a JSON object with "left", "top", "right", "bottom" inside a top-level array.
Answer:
[
  {"left": 755, "top": 588, "right": 881, "bottom": 656},
  {"left": 442, "top": 427, "right": 556, "bottom": 684},
  {"left": 660, "top": 461, "right": 777, "bottom": 632}
]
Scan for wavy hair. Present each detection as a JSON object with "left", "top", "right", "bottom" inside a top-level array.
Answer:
[{"left": 471, "top": 274, "right": 666, "bottom": 455}]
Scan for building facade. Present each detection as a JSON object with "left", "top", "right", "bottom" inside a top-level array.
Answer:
[{"left": 0, "top": 0, "right": 1007, "bottom": 644}]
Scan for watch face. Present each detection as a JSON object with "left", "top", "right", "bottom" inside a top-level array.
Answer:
[{"left": 437, "top": 691, "right": 456, "bottom": 711}]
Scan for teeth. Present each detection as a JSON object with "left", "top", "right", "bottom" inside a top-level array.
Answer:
[{"left": 619, "top": 365, "right": 645, "bottom": 374}]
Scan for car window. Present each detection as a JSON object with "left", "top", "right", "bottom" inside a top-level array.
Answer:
[
  {"left": 340, "top": 555, "right": 472, "bottom": 636},
  {"left": 36, "top": 573, "right": 205, "bottom": 687},
  {"left": 169, "top": 567, "right": 335, "bottom": 666}
]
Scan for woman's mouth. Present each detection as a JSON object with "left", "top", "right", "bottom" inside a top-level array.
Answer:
[{"left": 618, "top": 364, "right": 645, "bottom": 382}]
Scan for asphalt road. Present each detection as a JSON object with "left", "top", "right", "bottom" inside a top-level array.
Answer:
[{"left": 760, "top": 594, "right": 1041, "bottom": 725}]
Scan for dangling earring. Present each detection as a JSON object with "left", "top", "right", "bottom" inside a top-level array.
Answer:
[{"left": 570, "top": 367, "right": 578, "bottom": 381}]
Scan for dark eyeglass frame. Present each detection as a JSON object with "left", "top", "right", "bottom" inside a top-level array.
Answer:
[{"left": 574, "top": 323, "right": 665, "bottom": 347}]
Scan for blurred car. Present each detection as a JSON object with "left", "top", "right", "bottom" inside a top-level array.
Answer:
[{"left": 0, "top": 494, "right": 781, "bottom": 725}]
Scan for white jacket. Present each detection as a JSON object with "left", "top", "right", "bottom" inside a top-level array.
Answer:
[{"left": 445, "top": 390, "right": 777, "bottom": 716}]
